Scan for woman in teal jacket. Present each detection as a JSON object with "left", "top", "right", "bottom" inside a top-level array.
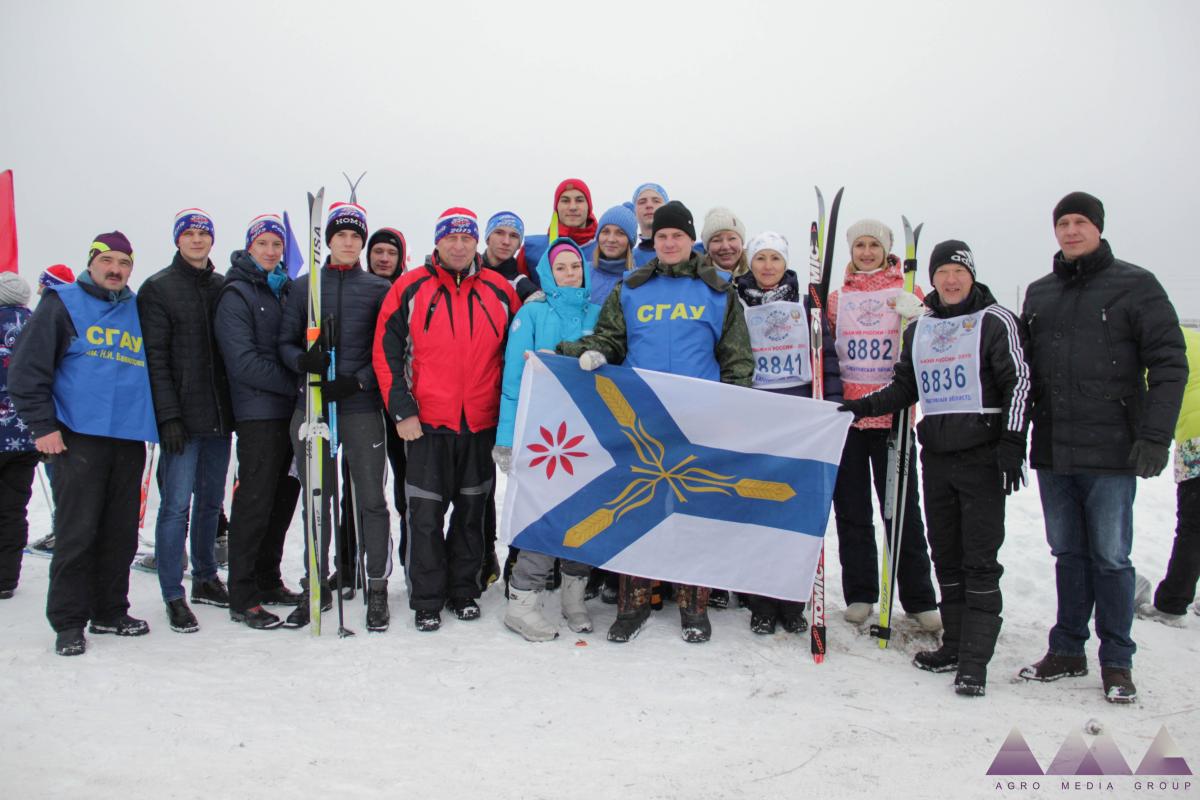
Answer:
[{"left": 493, "top": 238, "right": 600, "bottom": 642}]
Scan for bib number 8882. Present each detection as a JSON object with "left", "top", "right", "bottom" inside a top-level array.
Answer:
[{"left": 844, "top": 338, "right": 893, "bottom": 361}]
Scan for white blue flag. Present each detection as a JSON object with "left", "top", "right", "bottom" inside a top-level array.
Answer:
[{"left": 500, "top": 354, "right": 852, "bottom": 602}]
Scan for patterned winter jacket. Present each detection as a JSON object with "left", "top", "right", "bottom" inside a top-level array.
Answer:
[
  {"left": 827, "top": 255, "right": 923, "bottom": 430},
  {"left": 0, "top": 304, "right": 34, "bottom": 452},
  {"left": 1176, "top": 326, "right": 1200, "bottom": 483}
]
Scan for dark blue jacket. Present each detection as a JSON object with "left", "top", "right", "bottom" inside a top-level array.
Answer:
[
  {"left": 278, "top": 260, "right": 391, "bottom": 416},
  {"left": 214, "top": 251, "right": 297, "bottom": 422}
]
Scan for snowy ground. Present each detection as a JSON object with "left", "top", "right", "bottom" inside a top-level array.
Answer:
[{"left": 2, "top": 462, "right": 1198, "bottom": 799}]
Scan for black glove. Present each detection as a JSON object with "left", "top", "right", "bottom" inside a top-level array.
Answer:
[
  {"left": 995, "top": 435, "right": 1026, "bottom": 496},
  {"left": 1129, "top": 439, "right": 1170, "bottom": 479},
  {"left": 296, "top": 343, "right": 330, "bottom": 375},
  {"left": 159, "top": 419, "right": 188, "bottom": 455},
  {"left": 321, "top": 375, "right": 360, "bottom": 402},
  {"left": 837, "top": 398, "right": 871, "bottom": 419}
]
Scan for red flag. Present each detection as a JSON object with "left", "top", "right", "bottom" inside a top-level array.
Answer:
[{"left": 0, "top": 170, "right": 16, "bottom": 273}]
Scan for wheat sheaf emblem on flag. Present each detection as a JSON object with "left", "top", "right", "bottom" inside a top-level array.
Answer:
[{"left": 560, "top": 375, "right": 796, "bottom": 548}]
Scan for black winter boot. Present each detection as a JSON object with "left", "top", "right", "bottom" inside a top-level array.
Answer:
[
  {"left": 954, "top": 611, "right": 1002, "bottom": 697},
  {"left": 677, "top": 584, "right": 712, "bottom": 644},
  {"left": 914, "top": 602, "right": 963, "bottom": 673},
  {"left": 608, "top": 575, "right": 651, "bottom": 643},
  {"left": 366, "top": 586, "right": 390, "bottom": 632}
]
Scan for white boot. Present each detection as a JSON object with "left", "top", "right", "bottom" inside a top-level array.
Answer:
[
  {"left": 560, "top": 574, "right": 594, "bottom": 633},
  {"left": 843, "top": 602, "right": 873, "bottom": 624},
  {"left": 1137, "top": 602, "right": 1186, "bottom": 628},
  {"left": 911, "top": 609, "right": 943, "bottom": 633},
  {"left": 504, "top": 587, "right": 558, "bottom": 642}
]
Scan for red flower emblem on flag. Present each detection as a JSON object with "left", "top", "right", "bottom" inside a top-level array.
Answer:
[{"left": 527, "top": 422, "right": 588, "bottom": 479}]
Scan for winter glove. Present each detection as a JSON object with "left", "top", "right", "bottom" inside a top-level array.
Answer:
[
  {"left": 492, "top": 446, "right": 513, "bottom": 474},
  {"left": 579, "top": 350, "right": 607, "bottom": 371},
  {"left": 296, "top": 343, "right": 331, "bottom": 375},
  {"left": 158, "top": 419, "right": 188, "bottom": 455},
  {"left": 524, "top": 290, "right": 547, "bottom": 304},
  {"left": 1129, "top": 439, "right": 1170, "bottom": 479},
  {"left": 837, "top": 397, "right": 872, "bottom": 419},
  {"left": 890, "top": 290, "right": 926, "bottom": 321},
  {"left": 320, "top": 375, "right": 360, "bottom": 402},
  {"left": 995, "top": 435, "right": 1027, "bottom": 496}
]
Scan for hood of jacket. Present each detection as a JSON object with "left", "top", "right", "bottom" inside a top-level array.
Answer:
[{"left": 536, "top": 237, "right": 591, "bottom": 315}]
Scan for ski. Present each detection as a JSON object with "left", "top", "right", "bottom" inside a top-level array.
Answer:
[
  {"left": 138, "top": 443, "right": 156, "bottom": 532},
  {"left": 325, "top": 312, "right": 354, "bottom": 638},
  {"left": 808, "top": 186, "right": 843, "bottom": 664},
  {"left": 300, "top": 188, "right": 328, "bottom": 636},
  {"left": 872, "top": 217, "right": 923, "bottom": 648}
]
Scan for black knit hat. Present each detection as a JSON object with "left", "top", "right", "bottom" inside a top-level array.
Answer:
[
  {"left": 368, "top": 228, "right": 406, "bottom": 264},
  {"left": 928, "top": 239, "right": 976, "bottom": 283},
  {"left": 652, "top": 200, "right": 696, "bottom": 241},
  {"left": 1053, "top": 191, "right": 1104, "bottom": 232}
]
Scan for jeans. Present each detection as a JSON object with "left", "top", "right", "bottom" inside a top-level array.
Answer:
[
  {"left": 1038, "top": 470, "right": 1137, "bottom": 669},
  {"left": 154, "top": 434, "right": 232, "bottom": 601}
]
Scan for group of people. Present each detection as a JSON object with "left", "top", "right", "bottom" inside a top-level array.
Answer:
[{"left": 0, "top": 179, "right": 1192, "bottom": 708}]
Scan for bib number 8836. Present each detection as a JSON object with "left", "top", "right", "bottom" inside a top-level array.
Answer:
[{"left": 920, "top": 364, "right": 967, "bottom": 394}]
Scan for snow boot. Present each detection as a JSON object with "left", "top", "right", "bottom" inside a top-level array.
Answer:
[
  {"left": 750, "top": 612, "right": 777, "bottom": 635},
  {"left": 366, "top": 586, "right": 390, "bottom": 632},
  {"left": 1101, "top": 667, "right": 1137, "bottom": 704},
  {"left": 230, "top": 605, "right": 283, "bottom": 630},
  {"left": 0, "top": 588, "right": 13, "bottom": 599},
  {"left": 166, "top": 598, "right": 199, "bottom": 633},
  {"left": 911, "top": 609, "right": 943, "bottom": 633},
  {"left": 1133, "top": 573, "right": 1152, "bottom": 609},
  {"left": 1136, "top": 602, "right": 1186, "bottom": 627},
  {"left": 415, "top": 609, "right": 441, "bottom": 632},
  {"left": 559, "top": 574, "right": 593, "bottom": 633},
  {"left": 55, "top": 628, "right": 86, "bottom": 656},
  {"left": 1018, "top": 651, "right": 1088, "bottom": 682},
  {"left": 781, "top": 608, "right": 808, "bottom": 634},
  {"left": 448, "top": 597, "right": 481, "bottom": 621},
  {"left": 283, "top": 585, "right": 332, "bottom": 628},
  {"left": 914, "top": 602, "right": 963, "bottom": 673},
  {"left": 954, "top": 611, "right": 1001, "bottom": 697},
  {"left": 259, "top": 584, "right": 302, "bottom": 606},
  {"left": 843, "top": 602, "right": 872, "bottom": 624},
  {"left": 89, "top": 614, "right": 150, "bottom": 636},
  {"left": 608, "top": 575, "right": 652, "bottom": 643},
  {"left": 191, "top": 577, "right": 230, "bottom": 608},
  {"left": 677, "top": 584, "right": 712, "bottom": 644},
  {"left": 504, "top": 587, "right": 559, "bottom": 642},
  {"left": 709, "top": 589, "right": 730, "bottom": 609}
]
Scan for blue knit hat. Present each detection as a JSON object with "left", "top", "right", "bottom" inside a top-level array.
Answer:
[
  {"left": 173, "top": 208, "right": 215, "bottom": 245},
  {"left": 596, "top": 204, "right": 637, "bottom": 247},
  {"left": 485, "top": 211, "right": 524, "bottom": 243},
  {"left": 631, "top": 182, "right": 668, "bottom": 206},
  {"left": 325, "top": 202, "right": 368, "bottom": 245},
  {"left": 246, "top": 214, "right": 285, "bottom": 248}
]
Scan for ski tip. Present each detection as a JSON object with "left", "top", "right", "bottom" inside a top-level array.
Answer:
[{"left": 813, "top": 654, "right": 825, "bottom": 665}]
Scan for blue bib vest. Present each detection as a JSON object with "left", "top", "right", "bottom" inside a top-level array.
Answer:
[
  {"left": 620, "top": 272, "right": 726, "bottom": 381},
  {"left": 49, "top": 284, "right": 158, "bottom": 443}
]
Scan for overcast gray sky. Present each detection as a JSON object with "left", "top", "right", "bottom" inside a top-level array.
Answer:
[{"left": 3, "top": 0, "right": 1198, "bottom": 316}]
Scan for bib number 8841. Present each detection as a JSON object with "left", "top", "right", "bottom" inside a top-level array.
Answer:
[
  {"left": 920, "top": 364, "right": 967, "bottom": 394},
  {"left": 757, "top": 355, "right": 798, "bottom": 375}
]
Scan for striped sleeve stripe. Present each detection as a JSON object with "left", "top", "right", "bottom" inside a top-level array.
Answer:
[{"left": 985, "top": 305, "right": 1030, "bottom": 432}]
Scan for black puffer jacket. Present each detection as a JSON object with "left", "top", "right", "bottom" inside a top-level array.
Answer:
[
  {"left": 1021, "top": 240, "right": 1187, "bottom": 474},
  {"left": 856, "top": 283, "right": 1030, "bottom": 455},
  {"left": 214, "top": 251, "right": 297, "bottom": 422},
  {"left": 278, "top": 260, "right": 391, "bottom": 415},
  {"left": 137, "top": 252, "right": 233, "bottom": 436}
]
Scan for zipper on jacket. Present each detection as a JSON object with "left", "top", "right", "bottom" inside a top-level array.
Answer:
[
  {"left": 424, "top": 287, "right": 448, "bottom": 333},
  {"left": 1100, "top": 307, "right": 1118, "bottom": 369},
  {"left": 470, "top": 288, "right": 500, "bottom": 338}
]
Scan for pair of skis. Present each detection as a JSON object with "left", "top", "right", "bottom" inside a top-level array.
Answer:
[
  {"left": 807, "top": 186, "right": 842, "bottom": 664},
  {"left": 870, "top": 219, "right": 922, "bottom": 649}
]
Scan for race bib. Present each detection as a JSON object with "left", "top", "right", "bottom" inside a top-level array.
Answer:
[
  {"left": 835, "top": 289, "right": 901, "bottom": 385},
  {"left": 744, "top": 300, "right": 813, "bottom": 389},
  {"left": 913, "top": 310, "right": 985, "bottom": 415}
]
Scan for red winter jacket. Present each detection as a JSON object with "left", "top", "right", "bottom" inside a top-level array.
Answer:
[{"left": 373, "top": 253, "right": 521, "bottom": 432}]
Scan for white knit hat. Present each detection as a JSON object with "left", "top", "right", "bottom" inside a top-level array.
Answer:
[
  {"left": 701, "top": 207, "right": 747, "bottom": 248},
  {"left": 746, "top": 231, "right": 789, "bottom": 266},
  {"left": 845, "top": 218, "right": 894, "bottom": 253},
  {"left": 0, "top": 272, "right": 31, "bottom": 307}
]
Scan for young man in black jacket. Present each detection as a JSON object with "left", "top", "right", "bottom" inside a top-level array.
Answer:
[
  {"left": 280, "top": 202, "right": 393, "bottom": 631},
  {"left": 841, "top": 241, "right": 1030, "bottom": 697},
  {"left": 1018, "top": 192, "right": 1187, "bottom": 704},
  {"left": 137, "top": 209, "right": 234, "bottom": 633}
]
